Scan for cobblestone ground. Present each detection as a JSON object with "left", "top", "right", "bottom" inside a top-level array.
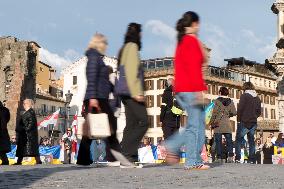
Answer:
[{"left": 0, "top": 163, "right": 284, "bottom": 189}]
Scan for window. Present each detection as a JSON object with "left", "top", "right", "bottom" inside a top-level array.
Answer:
[
  {"left": 261, "top": 107, "right": 264, "bottom": 118},
  {"left": 157, "top": 95, "right": 162, "bottom": 107},
  {"left": 157, "top": 137, "right": 163, "bottom": 143},
  {"left": 164, "top": 59, "right": 173, "bottom": 67},
  {"left": 51, "top": 106, "right": 56, "bottom": 112},
  {"left": 73, "top": 76, "right": 77, "bottom": 85},
  {"left": 265, "top": 108, "right": 268, "bottom": 118},
  {"left": 157, "top": 79, "right": 167, "bottom": 89},
  {"left": 212, "top": 85, "right": 218, "bottom": 95},
  {"left": 271, "top": 96, "right": 276, "bottom": 105},
  {"left": 148, "top": 137, "right": 154, "bottom": 145},
  {"left": 41, "top": 104, "right": 48, "bottom": 114},
  {"left": 156, "top": 115, "right": 161, "bottom": 127},
  {"left": 259, "top": 94, "right": 264, "bottom": 103},
  {"left": 229, "top": 88, "right": 234, "bottom": 98},
  {"left": 156, "top": 60, "right": 164, "bottom": 68},
  {"left": 207, "top": 85, "right": 211, "bottom": 94},
  {"left": 264, "top": 95, "right": 270, "bottom": 104},
  {"left": 145, "top": 80, "right": 154, "bottom": 90},
  {"left": 148, "top": 116, "right": 154, "bottom": 128},
  {"left": 271, "top": 109, "right": 276, "bottom": 119},
  {"left": 148, "top": 61, "right": 155, "bottom": 69},
  {"left": 236, "top": 90, "right": 242, "bottom": 99},
  {"left": 146, "top": 95, "right": 154, "bottom": 108}
]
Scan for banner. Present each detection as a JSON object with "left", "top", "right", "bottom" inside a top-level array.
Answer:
[{"left": 37, "top": 109, "right": 60, "bottom": 129}]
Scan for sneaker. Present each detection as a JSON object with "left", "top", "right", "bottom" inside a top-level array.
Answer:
[
  {"left": 185, "top": 164, "right": 210, "bottom": 170},
  {"left": 106, "top": 161, "right": 120, "bottom": 167},
  {"left": 235, "top": 160, "right": 241, "bottom": 163},
  {"left": 110, "top": 149, "right": 136, "bottom": 168},
  {"left": 165, "top": 152, "right": 180, "bottom": 165}
]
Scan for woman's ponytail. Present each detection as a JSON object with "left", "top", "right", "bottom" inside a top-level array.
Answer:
[{"left": 176, "top": 11, "right": 199, "bottom": 43}]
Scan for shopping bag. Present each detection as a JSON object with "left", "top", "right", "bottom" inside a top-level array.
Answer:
[
  {"left": 87, "top": 113, "right": 111, "bottom": 138},
  {"left": 77, "top": 116, "right": 91, "bottom": 139},
  {"left": 138, "top": 146, "right": 155, "bottom": 163}
]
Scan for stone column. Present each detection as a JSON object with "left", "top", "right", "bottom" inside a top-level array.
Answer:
[{"left": 270, "top": 1, "right": 284, "bottom": 133}]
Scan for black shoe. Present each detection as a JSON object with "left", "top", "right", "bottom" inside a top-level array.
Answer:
[{"left": 1, "top": 161, "right": 9, "bottom": 165}]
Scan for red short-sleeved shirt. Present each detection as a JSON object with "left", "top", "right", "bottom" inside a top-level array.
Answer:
[{"left": 174, "top": 35, "right": 207, "bottom": 92}]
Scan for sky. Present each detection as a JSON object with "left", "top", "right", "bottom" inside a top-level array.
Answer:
[{"left": 0, "top": 0, "right": 278, "bottom": 75}]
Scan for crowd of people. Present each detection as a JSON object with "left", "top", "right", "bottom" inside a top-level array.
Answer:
[{"left": 0, "top": 11, "right": 284, "bottom": 170}]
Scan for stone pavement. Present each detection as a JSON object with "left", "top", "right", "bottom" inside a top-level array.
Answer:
[{"left": 0, "top": 163, "right": 283, "bottom": 189}]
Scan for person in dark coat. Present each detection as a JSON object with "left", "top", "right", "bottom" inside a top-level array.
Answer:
[
  {"left": 262, "top": 137, "right": 274, "bottom": 164},
  {"left": 77, "top": 33, "right": 134, "bottom": 167},
  {"left": 160, "top": 78, "right": 181, "bottom": 139},
  {"left": 0, "top": 101, "right": 11, "bottom": 165},
  {"left": 14, "top": 99, "right": 41, "bottom": 165}
]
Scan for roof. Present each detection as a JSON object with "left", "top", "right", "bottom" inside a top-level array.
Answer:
[{"left": 38, "top": 61, "right": 52, "bottom": 68}]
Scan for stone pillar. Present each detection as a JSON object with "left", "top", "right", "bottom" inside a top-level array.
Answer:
[{"left": 270, "top": 1, "right": 284, "bottom": 133}]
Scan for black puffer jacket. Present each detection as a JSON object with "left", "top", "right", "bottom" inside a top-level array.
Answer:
[
  {"left": 0, "top": 102, "right": 11, "bottom": 153},
  {"left": 16, "top": 108, "right": 39, "bottom": 157},
  {"left": 84, "top": 48, "right": 112, "bottom": 100}
]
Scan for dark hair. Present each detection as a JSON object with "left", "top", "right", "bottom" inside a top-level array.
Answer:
[
  {"left": 118, "top": 23, "right": 142, "bottom": 66},
  {"left": 124, "top": 22, "right": 142, "bottom": 50},
  {"left": 176, "top": 11, "right": 199, "bottom": 42},
  {"left": 219, "top": 87, "right": 229, "bottom": 96},
  {"left": 243, "top": 82, "right": 255, "bottom": 91}
]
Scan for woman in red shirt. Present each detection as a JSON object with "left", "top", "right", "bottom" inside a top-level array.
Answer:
[{"left": 165, "top": 11, "right": 210, "bottom": 170}]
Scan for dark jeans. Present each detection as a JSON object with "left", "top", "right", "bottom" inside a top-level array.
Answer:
[
  {"left": 121, "top": 97, "right": 148, "bottom": 161},
  {"left": 0, "top": 152, "right": 9, "bottom": 165},
  {"left": 77, "top": 99, "right": 121, "bottom": 165},
  {"left": 214, "top": 133, "right": 234, "bottom": 159},
  {"left": 235, "top": 122, "right": 257, "bottom": 162}
]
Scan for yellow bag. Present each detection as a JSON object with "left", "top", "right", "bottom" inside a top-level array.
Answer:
[{"left": 171, "top": 106, "right": 183, "bottom": 115}]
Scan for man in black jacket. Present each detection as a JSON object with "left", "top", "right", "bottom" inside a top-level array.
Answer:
[
  {"left": 160, "top": 78, "right": 181, "bottom": 139},
  {"left": 235, "top": 82, "right": 261, "bottom": 163},
  {"left": 0, "top": 101, "right": 11, "bottom": 165}
]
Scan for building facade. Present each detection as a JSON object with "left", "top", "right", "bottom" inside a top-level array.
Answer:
[{"left": 142, "top": 57, "right": 279, "bottom": 144}]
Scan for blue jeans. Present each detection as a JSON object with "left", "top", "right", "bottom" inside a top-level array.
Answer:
[
  {"left": 214, "top": 133, "right": 234, "bottom": 159},
  {"left": 235, "top": 122, "right": 257, "bottom": 162},
  {"left": 165, "top": 92, "right": 205, "bottom": 167}
]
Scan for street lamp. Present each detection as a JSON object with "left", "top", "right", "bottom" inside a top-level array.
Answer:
[{"left": 65, "top": 90, "right": 73, "bottom": 131}]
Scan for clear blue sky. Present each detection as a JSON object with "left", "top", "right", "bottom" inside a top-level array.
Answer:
[{"left": 0, "top": 0, "right": 277, "bottom": 73}]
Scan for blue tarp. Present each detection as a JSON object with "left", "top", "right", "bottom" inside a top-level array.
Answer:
[{"left": 6, "top": 145, "right": 61, "bottom": 159}]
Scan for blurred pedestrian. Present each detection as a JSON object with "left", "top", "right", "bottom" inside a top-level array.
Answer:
[
  {"left": 14, "top": 99, "right": 41, "bottom": 165},
  {"left": 209, "top": 87, "right": 236, "bottom": 163},
  {"left": 0, "top": 101, "right": 11, "bottom": 165},
  {"left": 275, "top": 133, "right": 284, "bottom": 147},
  {"left": 235, "top": 82, "right": 261, "bottom": 164},
  {"left": 160, "top": 78, "right": 182, "bottom": 139},
  {"left": 77, "top": 33, "right": 133, "bottom": 167},
  {"left": 118, "top": 23, "right": 148, "bottom": 163},
  {"left": 165, "top": 11, "right": 210, "bottom": 170}
]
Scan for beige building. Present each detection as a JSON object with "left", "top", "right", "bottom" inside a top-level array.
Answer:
[{"left": 142, "top": 57, "right": 279, "bottom": 144}]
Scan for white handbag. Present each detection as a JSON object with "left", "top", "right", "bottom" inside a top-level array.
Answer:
[{"left": 87, "top": 113, "right": 111, "bottom": 138}]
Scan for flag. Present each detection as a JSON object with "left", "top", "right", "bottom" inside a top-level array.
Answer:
[
  {"left": 37, "top": 109, "right": 60, "bottom": 129},
  {"left": 71, "top": 113, "right": 78, "bottom": 135}
]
